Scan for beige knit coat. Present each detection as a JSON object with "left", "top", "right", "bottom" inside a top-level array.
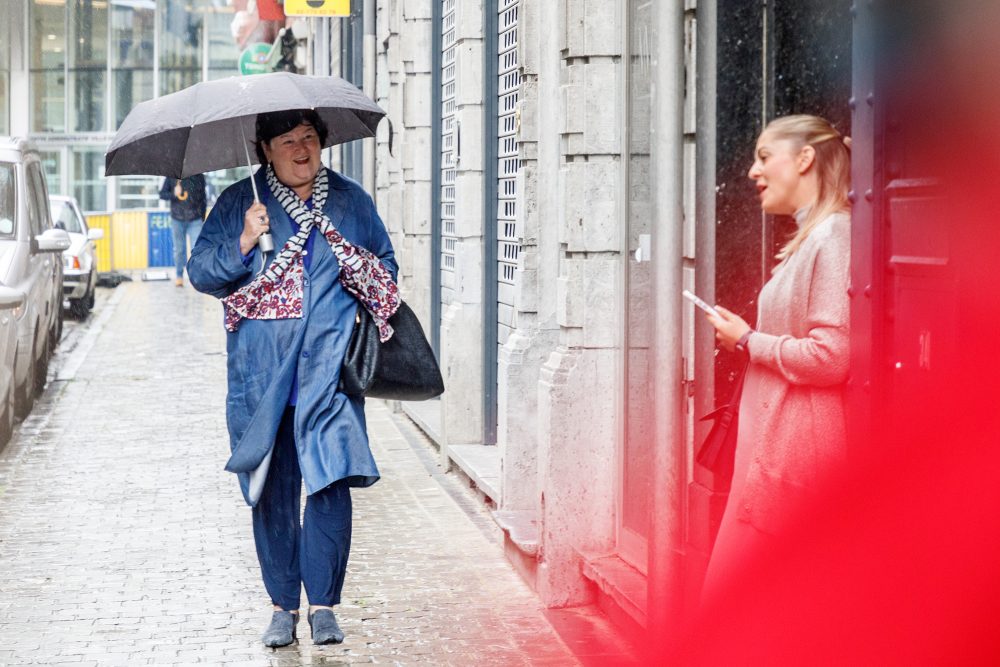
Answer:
[{"left": 727, "top": 211, "right": 851, "bottom": 536}]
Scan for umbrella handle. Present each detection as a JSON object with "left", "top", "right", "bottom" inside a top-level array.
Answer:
[{"left": 239, "top": 121, "right": 272, "bottom": 261}]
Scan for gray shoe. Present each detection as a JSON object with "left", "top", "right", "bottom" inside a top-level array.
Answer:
[
  {"left": 308, "top": 608, "right": 345, "bottom": 645},
  {"left": 262, "top": 610, "right": 298, "bottom": 647}
]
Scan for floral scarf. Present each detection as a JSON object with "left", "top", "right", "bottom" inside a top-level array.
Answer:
[{"left": 221, "top": 166, "right": 400, "bottom": 341}]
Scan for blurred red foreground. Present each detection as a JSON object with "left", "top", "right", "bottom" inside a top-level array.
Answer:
[{"left": 659, "top": 4, "right": 1000, "bottom": 665}]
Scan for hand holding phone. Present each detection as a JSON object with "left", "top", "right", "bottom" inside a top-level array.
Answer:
[{"left": 682, "top": 289, "right": 721, "bottom": 319}]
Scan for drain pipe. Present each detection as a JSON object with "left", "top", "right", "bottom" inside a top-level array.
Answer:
[
  {"left": 647, "top": 0, "right": 687, "bottom": 650},
  {"left": 694, "top": 0, "right": 718, "bottom": 517},
  {"left": 363, "top": 0, "right": 376, "bottom": 194}
]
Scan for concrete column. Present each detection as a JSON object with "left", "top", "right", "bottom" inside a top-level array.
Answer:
[
  {"left": 364, "top": 0, "right": 377, "bottom": 193},
  {"left": 8, "top": 0, "right": 28, "bottom": 138},
  {"left": 328, "top": 21, "right": 344, "bottom": 173},
  {"left": 375, "top": 0, "right": 434, "bottom": 329},
  {"left": 439, "top": 0, "right": 485, "bottom": 449},
  {"left": 534, "top": 0, "right": 623, "bottom": 606},
  {"left": 398, "top": 2, "right": 433, "bottom": 325},
  {"left": 496, "top": 0, "right": 558, "bottom": 514}
]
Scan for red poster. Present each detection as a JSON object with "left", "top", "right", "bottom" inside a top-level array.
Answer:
[{"left": 257, "top": 0, "right": 286, "bottom": 21}]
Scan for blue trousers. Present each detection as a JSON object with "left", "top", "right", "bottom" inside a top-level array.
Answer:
[
  {"left": 171, "top": 217, "right": 203, "bottom": 279},
  {"left": 252, "top": 408, "right": 353, "bottom": 611}
]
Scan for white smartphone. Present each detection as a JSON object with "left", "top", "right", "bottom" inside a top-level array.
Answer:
[{"left": 682, "top": 289, "right": 720, "bottom": 318}]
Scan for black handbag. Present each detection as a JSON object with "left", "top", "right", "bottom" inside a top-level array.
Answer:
[
  {"left": 340, "top": 301, "right": 445, "bottom": 401},
  {"left": 696, "top": 364, "right": 748, "bottom": 483}
]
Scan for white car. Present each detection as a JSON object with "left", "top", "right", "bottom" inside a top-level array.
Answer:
[
  {"left": 50, "top": 195, "right": 103, "bottom": 318},
  {"left": 0, "top": 285, "right": 24, "bottom": 447},
  {"left": 0, "top": 137, "right": 71, "bottom": 420}
]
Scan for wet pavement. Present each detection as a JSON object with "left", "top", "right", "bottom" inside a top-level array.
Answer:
[{"left": 0, "top": 279, "right": 617, "bottom": 666}]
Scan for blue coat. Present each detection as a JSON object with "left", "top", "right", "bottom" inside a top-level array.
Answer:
[{"left": 188, "top": 167, "right": 397, "bottom": 506}]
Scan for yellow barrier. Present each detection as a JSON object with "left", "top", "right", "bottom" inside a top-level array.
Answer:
[
  {"left": 85, "top": 213, "right": 113, "bottom": 273},
  {"left": 80, "top": 208, "right": 214, "bottom": 273},
  {"left": 110, "top": 210, "right": 150, "bottom": 270}
]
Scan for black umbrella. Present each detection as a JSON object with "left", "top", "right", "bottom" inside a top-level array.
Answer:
[{"left": 104, "top": 72, "right": 386, "bottom": 179}]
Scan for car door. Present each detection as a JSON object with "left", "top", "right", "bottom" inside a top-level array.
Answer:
[
  {"left": 30, "top": 165, "right": 61, "bottom": 328},
  {"left": 0, "top": 162, "right": 17, "bottom": 402},
  {"left": 23, "top": 162, "right": 50, "bottom": 343}
]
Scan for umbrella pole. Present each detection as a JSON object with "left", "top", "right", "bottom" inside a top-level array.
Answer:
[
  {"left": 240, "top": 121, "right": 274, "bottom": 261},
  {"left": 240, "top": 122, "right": 260, "bottom": 203}
]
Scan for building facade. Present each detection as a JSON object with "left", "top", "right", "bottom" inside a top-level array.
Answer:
[
  {"left": 368, "top": 0, "right": 710, "bottom": 626},
  {"left": 9, "top": 0, "right": 943, "bottom": 642},
  {"left": 0, "top": 0, "right": 319, "bottom": 212},
  {"left": 359, "top": 0, "right": 859, "bottom": 636},
  {"left": 2, "top": 1, "right": 243, "bottom": 210}
]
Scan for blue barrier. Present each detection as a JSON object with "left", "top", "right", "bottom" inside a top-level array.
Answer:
[{"left": 147, "top": 211, "right": 174, "bottom": 268}]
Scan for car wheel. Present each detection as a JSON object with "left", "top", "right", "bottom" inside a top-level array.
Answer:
[
  {"left": 32, "top": 336, "right": 48, "bottom": 399},
  {"left": 70, "top": 297, "right": 90, "bottom": 319},
  {"left": 52, "top": 304, "right": 64, "bottom": 343},
  {"left": 0, "top": 379, "right": 14, "bottom": 447},
  {"left": 14, "top": 345, "right": 35, "bottom": 420}
]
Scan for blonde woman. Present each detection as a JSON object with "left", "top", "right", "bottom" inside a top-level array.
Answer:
[{"left": 702, "top": 115, "right": 852, "bottom": 596}]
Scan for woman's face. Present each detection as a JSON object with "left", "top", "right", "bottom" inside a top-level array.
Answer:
[
  {"left": 263, "top": 122, "right": 322, "bottom": 196},
  {"left": 747, "top": 131, "right": 809, "bottom": 216}
]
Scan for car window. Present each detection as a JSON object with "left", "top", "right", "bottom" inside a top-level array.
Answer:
[
  {"left": 0, "top": 162, "right": 13, "bottom": 237},
  {"left": 24, "top": 164, "right": 40, "bottom": 239},
  {"left": 28, "top": 163, "right": 52, "bottom": 235},
  {"left": 50, "top": 200, "right": 84, "bottom": 234}
]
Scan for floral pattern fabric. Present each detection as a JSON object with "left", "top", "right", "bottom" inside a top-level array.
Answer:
[{"left": 221, "top": 167, "right": 400, "bottom": 341}]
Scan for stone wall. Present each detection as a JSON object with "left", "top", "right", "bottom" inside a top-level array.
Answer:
[
  {"left": 533, "top": 0, "right": 623, "bottom": 606},
  {"left": 495, "top": 0, "right": 558, "bottom": 514},
  {"left": 438, "top": 0, "right": 486, "bottom": 449},
  {"left": 376, "top": 0, "right": 434, "bottom": 329},
  {"left": 373, "top": 0, "right": 704, "bottom": 613}
]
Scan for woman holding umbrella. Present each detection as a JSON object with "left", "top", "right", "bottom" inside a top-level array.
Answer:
[
  {"left": 700, "top": 114, "right": 852, "bottom": 599},
  {"left": 188, "top": 109, "right": 398, "bottom": 648}
]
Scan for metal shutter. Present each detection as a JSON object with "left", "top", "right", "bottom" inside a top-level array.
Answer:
[
  {"left": 440, "top": 0, "right": 457, "bottom": 313},
  {"left": 496, "top": 0, "right": 520, "bottom": 345}
]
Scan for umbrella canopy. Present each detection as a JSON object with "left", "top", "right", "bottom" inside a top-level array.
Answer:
[{"left": 105, "top": 72, "right": 385, "bottom": 178}]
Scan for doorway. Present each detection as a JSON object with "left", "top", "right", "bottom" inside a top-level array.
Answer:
[
  {"left": 689, "top": 0, "right": 853, "bottom": 566},
  {"left": 620, "top": 0, "right": 655, "bottom": 573}
]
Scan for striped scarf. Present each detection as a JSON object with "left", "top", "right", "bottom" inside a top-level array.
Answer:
[{"left": 221, "top": 166, "right": 400, "bottom": 341}]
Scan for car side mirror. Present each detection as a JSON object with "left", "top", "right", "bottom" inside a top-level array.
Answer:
[
  {"left": 0, "top": 285, "right": 25, "bottom": 310},
  {"left": 87, "top": 227, "right": 104, "bottom": 241},
  {"left": 35, "top": 228, "right": 72, "bottom": 253}
]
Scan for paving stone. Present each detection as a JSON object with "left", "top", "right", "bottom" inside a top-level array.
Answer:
[{"left": 0, "top": 281, "right": 581, "bottom": 665}]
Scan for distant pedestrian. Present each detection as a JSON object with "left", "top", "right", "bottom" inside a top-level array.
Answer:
[
  {"left": 187, "top": 109, "right": 398, "bottom": 648},
  {"left": 159, "top": 174, "right": 207, "bottom": 287},
  {"left": 701, "top": 114, "right": 852, "bottom": 598}
]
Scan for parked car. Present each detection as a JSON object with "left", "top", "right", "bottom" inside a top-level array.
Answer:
[
  {"left": 50, "top": 195, "right": 103, "bottom": 318},
  {"left": 0, "top": 285, "right": 24, "bottom": 446},
  {"left": 0, "top": 137, "right": 71, "bottom": 419}
]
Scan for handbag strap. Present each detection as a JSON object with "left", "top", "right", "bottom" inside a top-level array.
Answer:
[{"left": 728, "top": 360, "right": 750, "bottom": 404}]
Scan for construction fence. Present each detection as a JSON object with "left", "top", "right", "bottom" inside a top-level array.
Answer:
[{"left": 84, "top": 210, "right": 178, "bottom": 273}]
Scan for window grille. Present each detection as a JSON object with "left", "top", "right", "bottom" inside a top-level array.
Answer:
[
  {"left": 440, "top": 0, "right": 458, "bottom": 307},
  {"left": 496, "top": 0, "right": 520, "bottom": 344}
]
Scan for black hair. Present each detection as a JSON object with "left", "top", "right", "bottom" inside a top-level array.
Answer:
[{"left": 254, "top": 109, "right": 329, "bottom": 164}]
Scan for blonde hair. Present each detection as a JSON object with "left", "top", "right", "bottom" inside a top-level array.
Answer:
[{"left": 763, "top": 115, "right": 851, "bottom": 263}]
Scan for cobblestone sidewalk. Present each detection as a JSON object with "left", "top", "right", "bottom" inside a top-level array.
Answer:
[{"left": 0, "top": 281, "right": 581, "bottom": 666}]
